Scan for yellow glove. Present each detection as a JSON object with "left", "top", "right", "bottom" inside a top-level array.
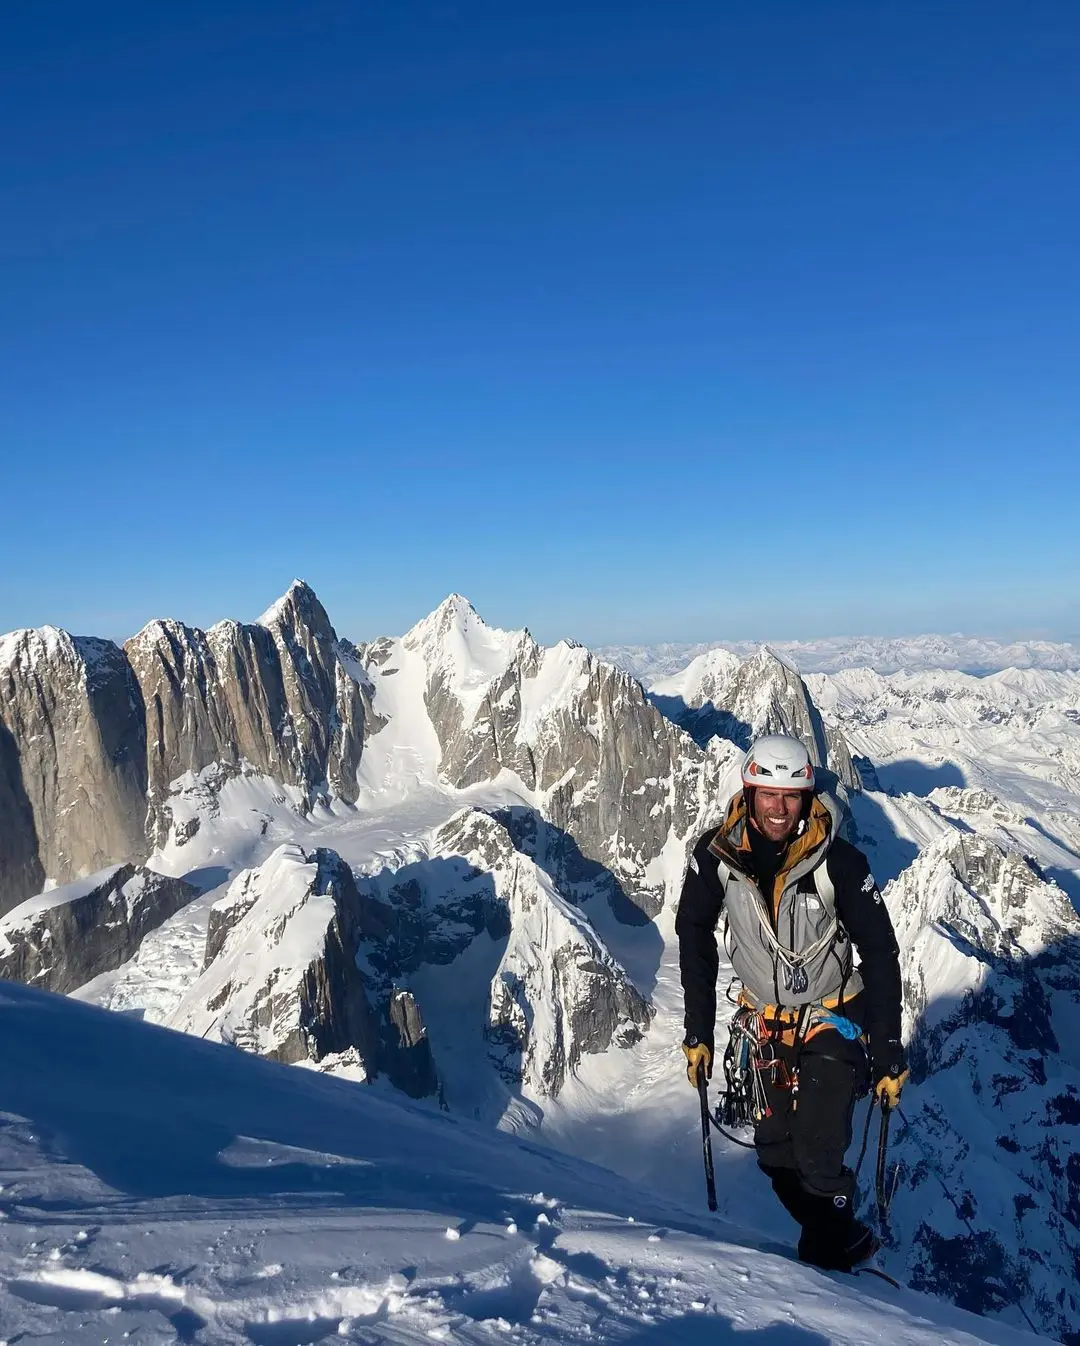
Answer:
[
  {"left": 874, "top": 1069, "right": 910, "bottom": 1109},
  {"left": 682, "top": 1041, "right": 712, "bottom": 1087}
]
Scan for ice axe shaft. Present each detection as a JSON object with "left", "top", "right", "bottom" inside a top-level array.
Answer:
[
  {"left": 875, "top": 1093, "right": 894, "bottom": 1232},
  {"left": 697, "top": 1063, "right": 717, "bottom": 1212}
]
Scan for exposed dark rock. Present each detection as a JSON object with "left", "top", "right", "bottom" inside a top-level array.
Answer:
[{"left": 0, "top": 864, "right": 198, "bottom": 994}]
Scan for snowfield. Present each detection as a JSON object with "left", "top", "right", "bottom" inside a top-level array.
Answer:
[{"left": 0, "top": 981, "right": 1050, "bottom": 1345}]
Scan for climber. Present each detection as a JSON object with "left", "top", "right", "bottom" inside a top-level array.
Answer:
[{"left": 676, "top": 734, "right": 907, "bottom": 1271}]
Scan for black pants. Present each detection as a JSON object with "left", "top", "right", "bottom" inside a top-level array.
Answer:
[{"left": 753, "top": 1026, "right": 871, "bottom": 1268}]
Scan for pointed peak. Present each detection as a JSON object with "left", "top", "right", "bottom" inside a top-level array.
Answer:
[
  {"left": 432, "top": 592, "right": 482, "bottom": 627},
  {"left": 256, "top": 580, "right": 333, "bottom": 638},
  {"left": 745, "top": 643, "right": 803, "bottom": 676},
  {"left": 403, "top": 593, "right": 488, "bottom": 650}
]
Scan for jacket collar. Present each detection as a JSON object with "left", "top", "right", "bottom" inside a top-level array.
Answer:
[{"left": 709, "top": 789, "right": 838, "bottom": 911}]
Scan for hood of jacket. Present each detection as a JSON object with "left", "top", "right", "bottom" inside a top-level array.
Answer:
[{"left": 708, "top": 789, "right": 840, "bottom": 915}]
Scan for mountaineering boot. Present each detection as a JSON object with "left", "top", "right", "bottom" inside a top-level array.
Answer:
[
  {"left": 796, "top": 1189, "right": 878, "bottom": 1272},
  {"left": 798, "top": 1214, "right": 879, "bottom": 1272}
]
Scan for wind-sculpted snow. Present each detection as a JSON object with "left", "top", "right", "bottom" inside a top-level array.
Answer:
[
  {"left": 0, "top": 982, "right": 1043, "bottom": 1346},
  {"left": 881, "top": 832, "right": 1080, "bottom": 1340}
]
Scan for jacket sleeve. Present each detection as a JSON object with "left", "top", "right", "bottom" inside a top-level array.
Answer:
[
  {"left": 674, "top": 833, "right": 727, "bottom": 1052},
  {"left": 830, "top": 840, "right": 904, "bottom": 1068}
]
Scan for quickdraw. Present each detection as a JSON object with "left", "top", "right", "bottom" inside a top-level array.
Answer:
[
  {"left": 714, "top": 1002, "right": 867, "bottom": 1132},
  {"left": 715, "top": 1006, "right": 795, "bottom": 1129}
]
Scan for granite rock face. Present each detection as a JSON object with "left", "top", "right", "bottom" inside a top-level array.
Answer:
[
  {"left": 0, "top": 864, "right": 199, "bottom": 993},
  {"left": 171, "top": 845, "right": 438, "bottom": 1098},
  {"left": 127, "top": 581, "right": 369, "bottom": 846},
  {"left": 0, "top": 719, "right": 45, "bottom": 917},
  {"left": 0, "top": 629, "right": 148, "bottom": 915},
  {"left": 0, "top": 582, "right": 371, "bottom": 910}
]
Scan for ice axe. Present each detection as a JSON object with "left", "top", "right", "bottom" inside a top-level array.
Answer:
[{"left": 696, "top": 1061, "right": 717, "bottom": 1212}]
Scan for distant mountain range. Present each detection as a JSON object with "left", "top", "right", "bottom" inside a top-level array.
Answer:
[{"left": 598, "top": 634, "right": 1080, "bottom": 681}]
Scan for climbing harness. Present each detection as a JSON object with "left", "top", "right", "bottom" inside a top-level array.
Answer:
[
  {"left": 713, "top": 999, "right": 866, "bottom": 1133},
  {"left": 699, "top": 998, "right": 872, "bottom": 1190}
]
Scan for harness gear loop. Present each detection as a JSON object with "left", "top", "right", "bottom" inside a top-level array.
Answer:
[{"left": 715, "top": 998, "right": 865, "bottom": 1131}]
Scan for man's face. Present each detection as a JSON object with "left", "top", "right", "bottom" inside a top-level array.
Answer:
[{"left": 750, "top": 787, "right": 805, "bottom": 844}]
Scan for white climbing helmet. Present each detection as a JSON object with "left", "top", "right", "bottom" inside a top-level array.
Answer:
[{"left": 741, "top": 734, "right": 815, "bottom": 790}]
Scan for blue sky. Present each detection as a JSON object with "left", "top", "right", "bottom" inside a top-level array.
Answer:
[{"left": 2, "top": 1, "right": 1078, "bottom": 646}]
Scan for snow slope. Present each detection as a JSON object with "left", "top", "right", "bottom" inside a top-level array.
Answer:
[{"left": 0, "top": 981, "right": 1051, "bottom": 1346}]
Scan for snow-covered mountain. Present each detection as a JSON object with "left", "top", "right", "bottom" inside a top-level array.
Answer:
[
  {"left": 378, "top": 593, "right": 726, "bottom": 919},
  {"left": 601, "top": 634, "right": 1080, "bottom": 681},
  {"left": 1, "top": 980, "right": 1046, "bottom": 1346},
  {"left": 650, "top": 644, "right": 860, "bottom": 791},
  {"left": 883, "top": 831, "right": 1080, "bottom": 1340},
  {"left": 3, "top": 584, "right": 1080, "bottom": 1340},
  {"left": 0, "top": 863, "right": 198, "bottom": 994},
  {"left": 0, "top": 580, "right": 371, "bottom": 914},
  {"left": 808, "top": 665, "right": 1080, "bottom": 895},
  {"left": 168, "top": 843, "right": 439, "bottom": 1096}
]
